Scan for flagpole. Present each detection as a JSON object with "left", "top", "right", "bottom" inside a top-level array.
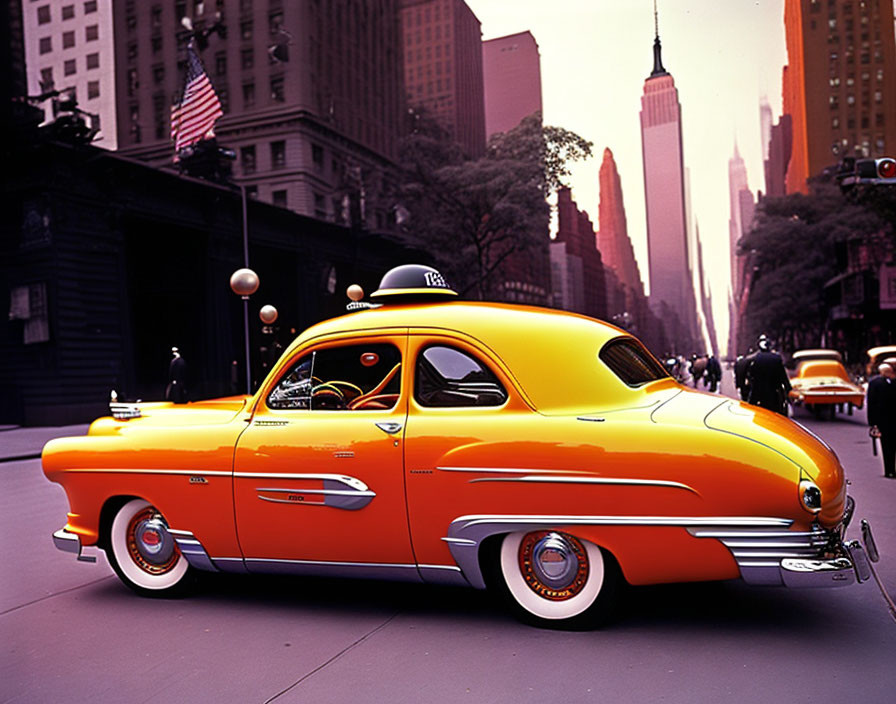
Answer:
[{"left": 241, "top": 184, "right": 251, "bottom": 395}]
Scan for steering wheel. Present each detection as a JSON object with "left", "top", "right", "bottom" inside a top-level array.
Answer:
[
  {"left": 311, "top": 382, "right": 346, "bottom": 410},
  {"left": 348, "top": 364, "right": 401, "bottom": 410},
  {"left": 325, "top": 380, "right": 363, "bottom": 402}
]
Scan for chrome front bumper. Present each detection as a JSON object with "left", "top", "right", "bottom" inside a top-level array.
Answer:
[{"left": 52, "top": 527, "right": 98, "bottom": 563}]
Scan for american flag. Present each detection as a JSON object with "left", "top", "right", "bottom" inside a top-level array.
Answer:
[{"left": 170, "top": 41, "right": 223, "bottom": 157}]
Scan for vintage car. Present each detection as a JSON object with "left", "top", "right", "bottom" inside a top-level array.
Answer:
[
  {"left": 43, "top": 265, "right": 887, "bottom": 628},
  {"left": 865, "top": 345, "right": 896, "bottom": 378},
  {"left": 789, "top": 358, "right": 865, "bottom": 418}
]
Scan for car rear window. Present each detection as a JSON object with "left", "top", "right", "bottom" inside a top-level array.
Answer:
[{"left": 599, "top": 337, "right": 668, "bottom": 387}]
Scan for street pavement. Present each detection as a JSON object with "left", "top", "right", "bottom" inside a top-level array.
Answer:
[{"left": 2, "top": 374, "right": 895, "bottom": 703}]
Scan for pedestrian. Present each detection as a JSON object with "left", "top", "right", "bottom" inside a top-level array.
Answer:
[
  {"left": 867, "top": 361, "right": 896, "bottom": 478},
  {"left": 734, "top": 348, "right": 755, "bottom": 401},
  {"left": 690, "top": 355, "right": 707, "bottom": 388},
  {"left": 166, "top": 347, "right": 188, "bottom": 403},
  {"left": 706, "top": 355, "right": 722, "bottom": 393},
  {"left": 745, "top": 335, "right": 791, "bottom": 415}
]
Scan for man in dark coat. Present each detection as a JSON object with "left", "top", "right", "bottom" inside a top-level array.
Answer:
[
  {"left": 867, "top": 361, "right": 896, "bottom": 478},
  {"left": 165, "top": 347, "right": 188, "bottom": 403},
  {"left": 745, "top": 337, "right": 791, "bottom": 415},
  {"left": 706, "top": 355, "right": 722, "bottom": 393},
  {"left": 734, "top": 349, "right": 755, "bottom": 401}
]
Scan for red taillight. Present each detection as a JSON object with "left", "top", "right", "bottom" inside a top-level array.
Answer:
[{"left": 879, "top": 158, "right": 896, "bottom": 179}]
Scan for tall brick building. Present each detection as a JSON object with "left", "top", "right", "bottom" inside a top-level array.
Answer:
[
  {"left": 400, "top": 0, "right": 485, "bottom": 157},
  {"left": 113, "top": 0, "right": 405, "bottom": 226},
  {"left": 782, "top": 0, "right": 896, "bottom": 193}
]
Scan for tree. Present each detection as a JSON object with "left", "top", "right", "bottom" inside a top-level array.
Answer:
[
  {"left": 397, "top": 112, "right": 592, "bottom": 300},
  {"left": 739, "top": 176, "right": 891, "bottom": 351}
]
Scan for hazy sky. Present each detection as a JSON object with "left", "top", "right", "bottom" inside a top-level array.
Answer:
[{"left": 467, "top": 0, "right": 789, "bottom": 350}]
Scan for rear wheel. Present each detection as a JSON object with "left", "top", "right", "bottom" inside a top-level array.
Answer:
[
  {"left": 494, "top": 530, "right": 621, "bottom": 629},
  {"left": 107, "top": 499, "right": 192, "bottom": 597}
]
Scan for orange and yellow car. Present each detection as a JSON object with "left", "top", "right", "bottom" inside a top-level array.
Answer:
[
  {"left": 789, "top": 358, "right": 865, "bottom": 416},
  {"left": 43, "top": 265, "right": 879, "bottom": 628}
]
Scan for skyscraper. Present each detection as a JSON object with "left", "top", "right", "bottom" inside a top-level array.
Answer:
[
  {"left": 400, "top": 0, "right": 486, "bottom": 158},
  {"left": 482, "top": 31, "right": 542, "bottom": 138},
  {"left": 759, "top": 96, "right": 773, "bottom": 163},
  {"left": 550, "top": 187, "right": 606, "bottom": 319},
  {"left": 782, "top": 0, "right": 896, "bottom": 193},
  {"left": 639, "top": 19, "right": 695, "bottom": 349},
  {"left": 597, "top": 147, "right": 644, "bottom": 310}
]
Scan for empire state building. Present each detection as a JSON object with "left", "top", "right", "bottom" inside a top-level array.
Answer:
[{"left": 640, "top": 25, "right": 696, "bottom": 348}]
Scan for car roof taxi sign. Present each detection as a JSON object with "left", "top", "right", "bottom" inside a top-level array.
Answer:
[{"left": 370, "top": 264, "right": 458, "bottom": 301}]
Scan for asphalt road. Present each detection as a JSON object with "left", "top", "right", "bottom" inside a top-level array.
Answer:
[{"left": 3, "top": 378, "right": 896, "bottom": 703}]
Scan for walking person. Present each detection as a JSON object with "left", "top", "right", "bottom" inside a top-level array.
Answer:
[
  {"left": 166, "top": 347, "right": 188, "bottom": 403},
  {"left": 867, "top": 361, "right": 896, "bottom": 478},
  {"left": 745, "top": 335, "right": 791, "bottom": 416},
  {"left": 706, "top": 355, "right": 722, "bottom": 393}
]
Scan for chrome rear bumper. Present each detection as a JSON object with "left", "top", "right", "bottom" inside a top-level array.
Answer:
[{"left": 52, "top": 527, "right": 98, "bottom": 563}]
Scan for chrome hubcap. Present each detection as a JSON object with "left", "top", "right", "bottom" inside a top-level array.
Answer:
[
  {"left": 519, "top": 531, "right": 589, "bottom": 600},
  {"left": 127, "top": 508, "right": 180, "bottom": 574}
]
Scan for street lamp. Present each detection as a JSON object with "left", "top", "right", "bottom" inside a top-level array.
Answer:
[{"left": 230, "top": 267, "right": 259, "bottom": 394}]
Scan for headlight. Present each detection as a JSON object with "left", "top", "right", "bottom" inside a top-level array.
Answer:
[{"left": 799, "top": 480, "right": 822, "bottom": 513}]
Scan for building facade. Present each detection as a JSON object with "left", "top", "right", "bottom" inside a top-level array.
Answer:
[
  {"left": 549, "top": 187, "right": 606, "bottom": 320},
  {"left": 400, "top": 0, "right": 485, "bottom": 158},
  {"left": 113, "top": 0, "right": 405, "bottom": 227},
  {"left": 482, "top": 31, "right": 542, "bottom": 139},
  {"left": 782, "top": 0, "right": 896, "bottom": 193},
  {"left": 639, "top": 30, "right": 697, "bottom": 349},
  {"left": 21, "top": 0, "right": 117, "bottom": 148}
]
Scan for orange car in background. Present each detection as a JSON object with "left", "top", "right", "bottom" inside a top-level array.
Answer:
[
  {"left": 789, "top": 357, "right": 865, "bottom": 419},
  {"left": 42, "top": 265, "right": 884, "bottom": 628}
]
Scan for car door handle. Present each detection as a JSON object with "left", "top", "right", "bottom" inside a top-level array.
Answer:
[{"left": 375, "top": 422, "right": 402, "bottom": 435}]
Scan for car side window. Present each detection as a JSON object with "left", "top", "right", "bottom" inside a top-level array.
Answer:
[
  {"left": 415, "top": 345, "right": 507, "bottom": 407},
  {"left": 268, "top": 342, "right": 402, "bottom": 411}
]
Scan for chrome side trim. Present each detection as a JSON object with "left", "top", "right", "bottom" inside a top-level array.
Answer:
[
  {"left": 251, "top": 475, "right": 376, "bottom": 510},
  {"left": 437, "top": 466, "right": 579, "bottom": 475},
  {"left": 445, "top": 514, "right": 793, "bottom": 589},
  {"left": 466, "top": 476, "right": 697, "bottom": 493},
  {"left": 688, "top": 524, "right": 835, "bottom": 586},
  {"left": 233, "top": 472, "right": 369, "bottom": 491},
  {"left": 167, "top": 529, "right": 218, "bottom": 572},
  {"left": 67, "top": 468, "right": 232, "bottom": 477},
  {"left": 243, "top": 558, "right": 423, "bottom": 583}
]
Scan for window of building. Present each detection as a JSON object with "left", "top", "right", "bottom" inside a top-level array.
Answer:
[
  {"left": 311, "top": 143, "right": 324, "bottom": 168},
  {"left": 153, "top": 94, "right": 165, "bottom": 138},
  {"left": 861, "top": 116, "right": 869, "bottom": 128},
  {"left": 86, "top": 24, "right": 99, "bottom": 41},
  {"left": 215, "top": 52, "right": 227, "bottom": 75},
  {"left": 153, "top": 64, "right": 165, "bottom": 84},
  {"left": 829, "top": 76, "right": 840, "bottom": 86},
  {"left": 876, "top": 113, "right": 885, "bottom": 127},
  {"left": 151, "top": 6, "right": 162, "bottom": 28},
  {"left": 847, "top": 94, "right": 855, "bottom": 104},
  {"left": 219, "top": 88, "right": 228, "bottom": 113},
  {"left": 271, "top": 140, "right": 286, "bottom": 168},
  {"left": 268, "top": 343, "right": 402, "bottom": 411},
  {"left": 84, "top": 0, "right": 97, "bottom": 13},
  {"left": 241, "top": 48, "right": 253, "bottom": 69},
  {"left": 62, "top": 5, "right": 75, "bottom": 20},
  {"left": 272, "top": 190, "right": 287, "bottom": 207},
  {"left": 874, "top": 90, "right": 882, "bottom": 102},
  {"left": 313, "top": 192, "right": 326, "bottom": 219},
  {"left": 63, "top": 31, "right": 76, "bottom": 49},
  {"left": 152, "top": 36, "right": 162, "bottom": 53},
  {"left": 241, "top": 145, "right": 256, "bottom": 174},
  {"left": 126, "top": 13, "right": 136, "bottom": 31},
  {"left": 240, "top": 0, "right": 253, "bottom": 13},
  {"left": 39, "top": 67, "right": 54, "bottom": 90},
  {"left": 87, "top": 80, "right": 99, "bottom": 99},
  {"left": 415, "top": 345, "right": 507, "bottom": 407},
  {"left": 270, "top": 75, "right": 284, "bottom": 102},
  {"left": 241, "top": 21, "right": 253, "bottom": 40},
  {"left": 128, "top": 42, "right": 138, "bottom": 60},
  {"left": 242, "top": 82, "right": 255, "bottom": 107},
  {"left": 37, "top": 5, "right": 51, "bottom": 24},
  {"left": 64, "top": 59, "right": 77, "bottom": 76},
  {"left": 269, "top": 11, "right": 284, "bottom": 34},
  {"left": 86, "top": 53, "right": 99, "bottom": 70},
  {"left": 832, "top": 117, "right": 840, "bottom": 128},
  {"left": 10, "top": 283, "right": 50, "bottom": 345},
  {"left": 828, "top": 18, "right": 837, "bottom": 29},
  {"left": 39, "top": 37, "right": 52, "bottom": 54},
  {"left": 127, "top": 68, "right": 138, "bottom": 96}
]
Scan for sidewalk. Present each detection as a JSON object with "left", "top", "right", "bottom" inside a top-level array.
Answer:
[{"left": 0, "top": 424, "right": 91, "bottom": 461}]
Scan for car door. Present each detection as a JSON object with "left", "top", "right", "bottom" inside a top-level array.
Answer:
[{"left": 233, "top": 333, "right": 417, "bottom": 578}]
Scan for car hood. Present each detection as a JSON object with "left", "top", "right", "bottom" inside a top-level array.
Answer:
[{"left": 89, "top": 395, "right": 251, "bottom": 434}]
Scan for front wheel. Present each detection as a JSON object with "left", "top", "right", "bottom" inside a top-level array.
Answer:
[
  {"left": 107, "top": 499, "right": 192, "bottom": 597},
  {"left": 494, "top": 530, "right": 621, "bottom": 629}
]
